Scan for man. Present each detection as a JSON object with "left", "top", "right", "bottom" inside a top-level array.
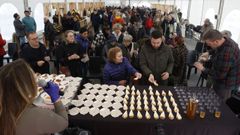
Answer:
[
  {"left": 139, "top": 30, "right": 174, "bottom": 86},
  {"left": 20, "top": 32, "right": 50, "bottom": 74},
  {"left": 22, "top": 9, "right": 37, "bottom": 33},
  {"left": 44, "top": 17, "right": 55, "bottom": 54},
  {"left": 13, "top": 13, "right": 26, "bottom": 47},
  {"left": 75, "top": 27, "right": 92, "bottom": 77},
  {"left": 194, "top": 29, "right": 240, "bottom": 100}
]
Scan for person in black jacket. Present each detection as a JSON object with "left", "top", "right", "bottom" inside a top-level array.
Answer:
[
  {"left": 13, "top": 13, "right": 26, "bottom": 48},
  {"left": 57, "top": 30, "right": 82, "bottom": 77},
  {"left": 20, "top": 32, "right": 50, "bottom": 74},
  {"left": 44, "top": 17, "right": 56, "bottom": 55}
]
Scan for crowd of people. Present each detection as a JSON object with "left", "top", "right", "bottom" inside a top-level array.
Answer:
[
  {"left": 9, "top": 6, "right": 189, "bottom": 86},
  {"left": 5, "top": 6, "right": 240, "bottom": 94},
  {"left": 0, "top": 5, "right": 240, "bottom": 135}
]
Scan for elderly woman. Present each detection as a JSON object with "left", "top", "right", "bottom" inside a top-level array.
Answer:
[
  {"left": 120, "top": 34, "right": 139, "bottom": 68},
  {"left": 57, "top": 30, "right": 82, "bottom": 77},
  {"left": 112, "top": 23, "right": 124, "bottom": 43},
  {"left": 103, "top": 47, "right": 142, "bottom": 85}
]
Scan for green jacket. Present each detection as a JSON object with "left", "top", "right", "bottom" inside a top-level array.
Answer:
[{"left": 139, "top": 40, "right": 174, "bottom": 84}]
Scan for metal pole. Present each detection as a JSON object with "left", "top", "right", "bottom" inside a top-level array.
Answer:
[
  {"left": 200, "top": 0, "right": 205, "bottom": 25},
  {"left": 23, "top": 0, "right": 28, "bottom": 9},
  {"left": 187, "top": 0, "right": 192, "bottom": 20},
  {"left": 216, "top": 0, "right": 224, "bottom": 29},
  {"left": 174, "top": 0, "right": 176, "bottom": 7}
]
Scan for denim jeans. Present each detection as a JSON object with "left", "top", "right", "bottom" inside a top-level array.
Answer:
[{"left": 19, "top": 36, "right": 26, "bottom": 47}]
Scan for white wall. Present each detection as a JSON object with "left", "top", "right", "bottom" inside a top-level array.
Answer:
[
  {"left": 0, "top": 0, "right": 24, "bottom": 40},
  {"left": 220, "top": 0, "right": 240, "bottom": 44},
  {"left": 189, "top": 0, "right": 204, "bottom": 25},
  {"left": 201, "top": 0, "right": 219, "bottom": 27},
  {"left": 28, "top": 0, "right": 45, "bottom": 32}
]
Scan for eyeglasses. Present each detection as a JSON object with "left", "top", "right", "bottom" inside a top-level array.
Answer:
[{"left": 30, "top": 37, "right": 38, "bottom": 41}]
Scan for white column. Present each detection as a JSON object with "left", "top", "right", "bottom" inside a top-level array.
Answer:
[
  {"left": 64, "top": 0, "right": 69, "bottom": 12},
  {"left": 187, "top": 0, "right": 192, "bottom": 20},
  {"left": 76, "top": 0, "right": 79, "bottom": 10},
  {"left": 83, "top": 0, "right": 85, "bottom": 9},
  {"left": 216, "top": 0, "right": 224, "bottom": 29},
  {"left": 23, "top": 0, "right": 29, "bottom": 9},
  {"left": 200, "top": 0, "right": 205, "bottom": 25}
]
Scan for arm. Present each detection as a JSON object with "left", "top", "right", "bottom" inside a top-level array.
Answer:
[
  {"left": 14, "top": 20, "right": 25, "bottom": 30},
  {"left": 34, "top": 18, "right": 37, "bottom": 32},
  {"left": 203, "top": 48, "right": 232, "bottom": 80},
  {"left": 34, "top": 101, "right": 68, "bottom": 134},
  {"left": 103, "top": 66, "right": 119, "bottom": 85},
  {"left": 139, "top": 47, "right": 152, "bottom": 77},
  {"left": 124, "top": 57, "right": 137, "bottom": 75},
  {"left": 102, "top": 45, "right": 108, "bottom": 62},
  {"left": 166, "top": 48, "right": 174, "bottom": 74}
]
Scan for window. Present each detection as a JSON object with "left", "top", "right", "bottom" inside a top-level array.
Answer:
[
  {"left": 132, "top": 1, "right": 151, "bottom": 8},
  {"left": 221, "top": 10, "right": 240, "bottom": 44},
  {"left": 204, "top": 8, "right": 216, "bottom": 27},
  {"left": 0, "top": 3, "right": 18, "bottom": 40},
  {"left": 34, "top": 3, "right": 44, "bottom": 32}
]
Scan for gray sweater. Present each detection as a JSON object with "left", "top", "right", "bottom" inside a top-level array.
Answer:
[
  {"left": 139, "top": 41, "right": 174, "bottom": 84},
  {"left": 16, "top": 101, "right": 68, "bottom": 135}
]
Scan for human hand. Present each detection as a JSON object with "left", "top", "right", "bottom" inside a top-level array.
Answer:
[
  {"left": 198, "top": 52, "right": 209, "bottom": 62},
  {"left": 73, "top": 54, "right": 80, "bottom": 59},
  {"left": 119, "top": 80, "right": 127, "bottom": 85},
  {"left": 37, "top": 60, "right": 45, "bottom": 66},
  {"left": 161, "top": 72, "right": 169, "bottom": 80},
  {"left": 134, "top": 72, "right": 142, "bottom": 80},
  {"left": 68, "top": 55, "right": 73, "bottom": 60},
  {"left": 91, "top": 44, "right": 96, "bottom": 50},
  {"left": 43, "top": 82, "right": 60, "bottom": 103},
  {"left": 44, "top": 56, "right": 50, "bottom": 61},
  {"left": 148, "top": 74, "right": 156, "bottom": 84},
  {"left": 194, "top": 62, "right": 205, "bottom": 71}
]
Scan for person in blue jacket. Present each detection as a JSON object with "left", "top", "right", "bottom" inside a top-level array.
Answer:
[
  {"left": 103, "top": 46, "right": 142, "bottom": 85},
  {"left": 75, "top": 27, "right": 92, "bottom": 78}
]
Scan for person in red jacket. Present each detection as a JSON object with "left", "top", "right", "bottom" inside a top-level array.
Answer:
[
  {"left": 145, "top": 14, "right": 153, "bottom": 36},
  {"left": 0, "top": 33, "right": 6, "bottom": 67}
]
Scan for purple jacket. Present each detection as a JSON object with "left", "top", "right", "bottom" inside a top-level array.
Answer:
[{"left": 103, "top": 57, "right": 137, "bottom": 85}]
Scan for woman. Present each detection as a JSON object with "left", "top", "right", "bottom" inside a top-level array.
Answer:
[
  {"left": 57, "top": 30, "right": 82, "bottom": 77},
  {"left": 172, "top": 36, "right": 188, "bottom": 85},
  {"left": 103, "top": 47, "right": 142, "bottom": 85},
  {"left": 112, "top": 23, "right": 124, "bottom": 44},
  {"left": 0, "top": 59, "right": 68, "bottom": 135},
  {"left": 119, "top": 34, "right": 139, "bottom": 69}
]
